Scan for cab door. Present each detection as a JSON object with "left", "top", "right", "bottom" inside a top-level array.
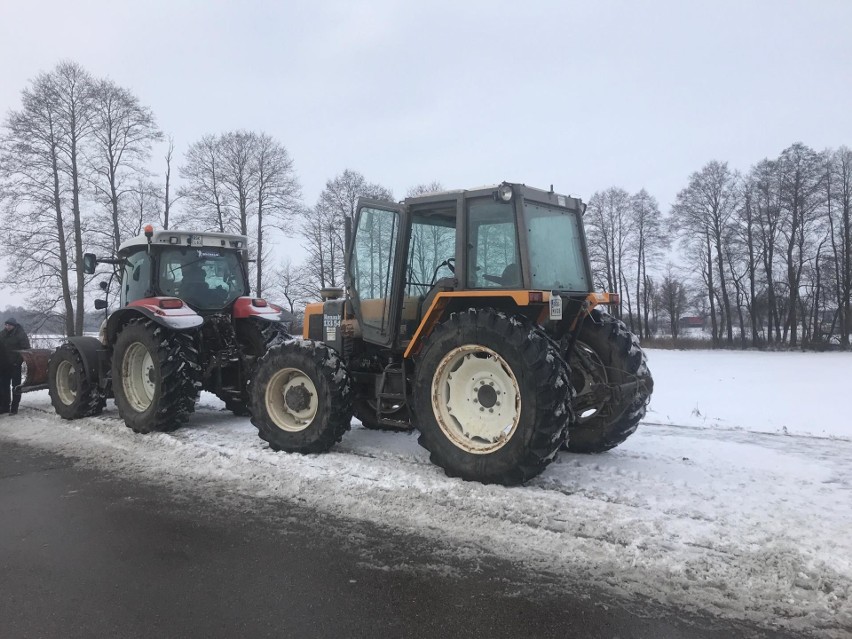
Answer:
[{"left": 348, "top": 199, "right": 406, "bottom": 347}]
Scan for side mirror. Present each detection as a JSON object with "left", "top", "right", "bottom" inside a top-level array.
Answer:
[
  {"left": 83, "top": 253, "right": 97, "bottom": 275},
  {"left": 94, "top": 299, "right": 108, "bottom": 310}
]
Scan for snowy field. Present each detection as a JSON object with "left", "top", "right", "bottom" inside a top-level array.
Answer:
[{"left": 1, "top": 348, "right": 850, "bottom": 637}]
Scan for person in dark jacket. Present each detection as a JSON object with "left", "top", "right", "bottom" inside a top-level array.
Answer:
[
  {"left": 0, "top": 339, "right": 12, "bottom": 414},
  {"left": 0, "top": 318, "right": 30, "bottom": 414}
]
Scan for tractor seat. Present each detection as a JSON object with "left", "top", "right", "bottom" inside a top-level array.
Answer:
[{"left": 421, "top": 277, "right": 456, "bottom": 316}]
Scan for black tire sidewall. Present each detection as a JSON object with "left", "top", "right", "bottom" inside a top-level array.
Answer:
[
  {"left": 48, "top": 346, "right": 92, "bottom": 419},
  {"left": 567, "top": 309, "right": 651, "bottom": 453},
  {"left": 413, "top": 309, "right": 571, "bottom": 484},
  {"left": 111, "top": 323, "right": 165, "bottom": 431},
  {"left": 250, "top": 341, "right": 352, "bottom": 453}
]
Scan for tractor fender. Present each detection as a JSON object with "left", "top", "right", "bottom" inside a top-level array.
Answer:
[
  {"left": 61, "top": 336, "right": 105, "bottom": 384},
  {"left": 232, "top": 297, "right": 283, "bottom": 321},
  {"left": 106, "top": 298, "right": 203, "bottom": 343}
]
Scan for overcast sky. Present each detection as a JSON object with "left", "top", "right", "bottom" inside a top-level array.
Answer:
[{"left": 1, "top": 0, "right": 851, "bottom": 307}]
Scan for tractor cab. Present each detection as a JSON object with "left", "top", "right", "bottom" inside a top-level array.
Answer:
[
  {"left": 102, "top": 229, "right": 251, "bottom": 313},
  {"left": 343, "top": 182, "right": 595, "bottom": 352}
]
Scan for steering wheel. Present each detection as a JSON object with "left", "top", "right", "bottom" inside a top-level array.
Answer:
[{"left": 430, "top": 257, "right": 456, "bottom": 286}]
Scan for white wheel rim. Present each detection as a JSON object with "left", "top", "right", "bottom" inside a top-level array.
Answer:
[
  {"left": 122, "top": 342, "right": 155, "bottom": 412},
  {"left": 265, "top": 368, "right": 319, "bottom": 432},
  {"left": 431, "top": 344, "right": 521, "bottom": 454},
  {"left": 55, "top": 360, "right": 77, "bottom": 406}
]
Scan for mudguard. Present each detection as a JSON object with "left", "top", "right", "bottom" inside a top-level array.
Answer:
[
  {"left": 61, "top": 336, "right": 105, "bottom": 385},
  {"left": 105, "top": 298, "right": 203, "bottom": 343},
  {"left": 232, "top": 297, "right": 283, "bottom": 322}
]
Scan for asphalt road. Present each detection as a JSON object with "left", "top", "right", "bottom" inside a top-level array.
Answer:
[{"left": 0, "top": 438, "right": 795, "bottom": 639}]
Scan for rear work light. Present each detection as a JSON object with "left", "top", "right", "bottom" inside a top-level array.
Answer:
[
  {"left": 608, "top": 293, "right": 620, "bottom": 305},
  {"left": 528, "top": 291, "right": 544, "bottom": 303},
  {"left": 159, "top": 298, "right": 183, "bottom": 309},
  {"left": 252, "top": 298, "right": 268, "bottom": 307}
]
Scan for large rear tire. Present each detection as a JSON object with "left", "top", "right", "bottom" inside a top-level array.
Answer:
[
  {"left": 412, "top": 308, "right": 573, "bottom": 486},
  {"left": 112, "top": 319, "right": 199, "bottom": 434},
  {"left": 565, "top": 309, "right": 653, "bottom": 453},
  {"left": 48, "top": 343, "right": 105, "bottom": 419},
  {"left": 249, "top": 340, "right": 352, "bottom": 454}
]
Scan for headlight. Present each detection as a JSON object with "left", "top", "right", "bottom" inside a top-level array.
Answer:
[{"left": 497, "top": 184, "right": 513, "bottom": 202}]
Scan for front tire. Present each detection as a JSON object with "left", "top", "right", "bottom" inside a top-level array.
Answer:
[
  {"left": 249, "top": 340, "right": 352, "bottom": 454},
  {"left": 412, "top": 308, "right": 573, "bottom": 486},
  {"left": 48, "top": 344, "right": 105, "bottom": 419},
  {"left": 565, "top": 309, "right": 653, "bottom": 453},
  {"left": 112, "top": 319, "right": 199, "bottom": 434}
]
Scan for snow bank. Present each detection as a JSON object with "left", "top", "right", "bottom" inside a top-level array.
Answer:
[{"left": 1, "top": 348, "right": 850, "bottom": 637}]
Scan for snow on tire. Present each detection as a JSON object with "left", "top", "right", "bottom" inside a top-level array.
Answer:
[
  {"left": 412, "top": 308, "right": 573, "bottom": 486},
  {"left": 111, "top": 318, "right": 200, "bottom": 434},
  {"left": 48, "top": 343, "right": 105, "bottom": 419},
  {"left": 565, "top": 308, "right": 653, "bottom": 453},
  {"left": 249, "top": 340, "right": 352, "bottom": 454}
]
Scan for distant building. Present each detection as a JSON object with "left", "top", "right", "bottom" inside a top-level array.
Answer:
[{"left": 678, "top": 316, "right": 705, "bottom": 330}]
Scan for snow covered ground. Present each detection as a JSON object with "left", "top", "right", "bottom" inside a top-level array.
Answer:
[{"left": 1, "top": 348, "right": 850, "bottom": 637}]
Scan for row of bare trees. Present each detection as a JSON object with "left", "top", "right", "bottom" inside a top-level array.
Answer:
[
  {"left": 0, "top": 61, "right": 162, "bottom": 335},
  {"left": 588, "top": 143, "right": 852, "bottom": 348},
  {"left": 177, "top": 132, "right": 301, "bottom": 296},
  {"left": 0, "top": 61, "right": 303, "bottom": 333}
]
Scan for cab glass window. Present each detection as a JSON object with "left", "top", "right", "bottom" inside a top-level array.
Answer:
[
  {"left": 405, "top": 209, "right": 456, "bottom": 297},
  {"left": 158, "top": 246, "right": 247, "bottom": 309},
  {"left": 524, "top": 201, "right": 589, "bottom": 291},
  {"left": 466, "top": 198, "right": 521, "bottom": 288},
  {"left": 352, "top": 207, "right": 399, "bottom": 333},
  {"left": 121, "top": 250, "right": 152, "bottom": 305}
]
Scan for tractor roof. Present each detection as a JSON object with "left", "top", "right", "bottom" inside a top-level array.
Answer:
[
  {"left": 403, "top": 182, "right": 585, "bottom": 212},
  {"left": 118, "top": 229, "right": 249, "bottom": 256}
]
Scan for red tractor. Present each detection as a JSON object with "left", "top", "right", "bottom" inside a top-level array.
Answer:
[{"left": 48, "top": 226, "right": 292, "bottom": 433}]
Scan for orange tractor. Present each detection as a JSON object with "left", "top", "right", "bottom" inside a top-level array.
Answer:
[{"left": 248, "top": 182, "right": 653, "bottom": 485}]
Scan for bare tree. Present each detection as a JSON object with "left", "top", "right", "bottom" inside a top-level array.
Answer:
[
  {"left": 670, "top": 161, "right": 739, "bottom": 346},
  {"left": 163, "top": 136, "right": 180, "bottom": 230},
  {"left": 265, "top": 259, "right": 310, "bottom": 314},
  {"left": 298, "top": 169, "right": 393, "bottom": 296},
  {"left": 54, "top": 62, "right": 95, "bottom": 335},
  {"left": 0, "top": 61, "right": 95, "bottom": 336},
  {"left": 179, "top": 134, "right": 229, "bottom": 232},
  {"left": 630, "top": 189, "right": 667, "bottom": 338},
  {"left": 657, "top": 265, "right": 688, "bottom": 340},
  {"left": 777, "top": 143, "right": 827, "bottom": 346},
  {"left": 585, "top": 187, "right": 633, "bottom": 319},
  {"left": 88, "top": 79, "right": 162, "bottom": 254},
  {"left": 217, "top": 130, "right": 257, "bottom": 236},
  {"left": 751, "top": 159, "right": 784, "bottom": 343},
  {"left": 828, "top": 147, "right": 852, "bottom": 348},
  {"left": 253, "top": 133, "right": 301, "bottom": 296}
]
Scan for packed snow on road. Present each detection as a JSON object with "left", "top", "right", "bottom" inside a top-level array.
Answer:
[{"left": 1, "top": 348, "right": 850, "bottom": 637}]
